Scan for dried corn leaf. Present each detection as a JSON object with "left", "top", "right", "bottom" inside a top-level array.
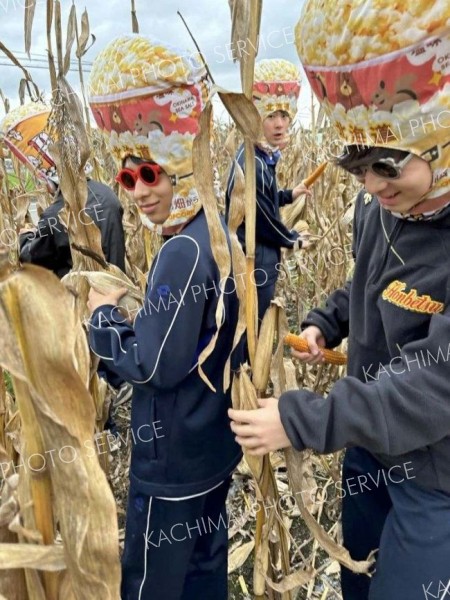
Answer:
[
  {"left": 192, "top": 103, "right": 232, "bottom": 392},
  {"left": 49, "top": 76, "right": 105, "bottom": 273},
  {"left": 228, "top": 0, "right": 262, "bottom": 96},
  {"left": 0, "top": 544, "right": 65, "bottom": 571},
  {"left": 0, "top": 263, "right": 121, "bottom": 597},
  {"left": 46, "top": 0, "right": 57, "bottom": 92},
  {"left": 63, "top": 270, "right": 143, "bottom": 317},
  {"left": 24, "top": 0, "right": 37, "bottom": 57},
  {"left": 0, "top": 42, "right": 40, "bottom": 99},
  {"left": 0, "top": 530, "right": 27, "bottom": 600},
  {"left": 214, "top": 89, "right": 262, "bottom": 144},
  {"left": 226, "top": 163, "right": 247, "bottom": 367},
  {"left": 63, "top": 4, "right": 77, "bottom": 76},
  {"left": 252, "top": 303, "right": 277, "bottom": 392},
  {"left": 285, "top": 447, "right": 374, "bottom": 575},
  {"left": 54, "top": 1, "right": 63, "bottom": 75},
  {"left": 228, "top": 540, "right": 255, "bottom": 574},
  {"left": 131, "top": 0, "right": 139, "bottom": 34},
  {"left": 264, "top": 565, "right": 315, "bottom": 593},
  {"left": 76, "top": 9, "right": 90, "bottom": 58}
]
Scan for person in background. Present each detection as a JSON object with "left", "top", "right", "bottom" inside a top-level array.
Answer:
[
  {"left": 226, "top": 58, "right": 311, "bottom": 323},
  {"left": 0, "top": 102, "right": 126, "bottom": 277},
  {"left": 87, "top": 34, "right": 241, "bottom": 600},
  {"left": 1, "top": 103, "right": 128, "bottom": 408},
  {"left": 229, "top": 3, "right": 450, "bottom": 599},
  {"left": 18, "top": 172, "right": 126, "bottom": 277}
]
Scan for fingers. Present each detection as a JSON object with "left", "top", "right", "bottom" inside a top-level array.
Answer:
[
  {"left": 228, "top": 408, "right": 256, "bottom": 424},
  {"left": 235, "top": 436, "right": 266, "bottom": 452},
  {"left": 115, "top": 287, "right": 128, "bottom": 300},
  {"left": 229, "top": 420, "right": 254, "bottom": 437}
]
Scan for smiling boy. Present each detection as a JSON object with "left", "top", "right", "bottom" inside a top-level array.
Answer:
[
  {"left": 229, "top": 2, "right": 450, "bottom": 599},
  {"left": 87, "top": 35, "right": 241, "bottom": 600}
]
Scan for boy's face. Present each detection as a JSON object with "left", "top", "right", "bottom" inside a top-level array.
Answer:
[
  {"left": 124, "top": 158, "right": 174, "bottom": 225},
  {"left": 360, "top": 155, "right": 433, "bottom": 213},
  {"left": 262, "top": 110, "right": 291, "bottom": 148}
]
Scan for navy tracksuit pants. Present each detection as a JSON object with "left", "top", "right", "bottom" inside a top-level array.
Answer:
[
  {"left": 121, "top": 478, "right": 231, "bottom": 600},
  {"left": 341, "top": 447, "right": 450, "bottom": 600}
]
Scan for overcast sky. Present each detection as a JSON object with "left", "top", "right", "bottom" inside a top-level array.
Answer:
[{"left": 0, "top": 0, "right": 310, "bottom": 123}]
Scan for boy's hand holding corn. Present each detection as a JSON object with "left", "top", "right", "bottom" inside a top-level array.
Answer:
[{"left": 290, "top": 326, "right": 326, "bottom": 364}]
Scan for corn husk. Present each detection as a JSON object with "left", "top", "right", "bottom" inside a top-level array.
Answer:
[
  {"left": 63, "top": 270, "right": 144, "bottom": 318},
  {"left": 0, "top": 259, "right": 121, "bottom": 598}
]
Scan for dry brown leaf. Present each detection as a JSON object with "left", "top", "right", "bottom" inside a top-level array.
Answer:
[
  {"left": 0, "top": 263, "right": 121, "bottom": 597},
  {"left": 131, "top": 0, "right": 139, "bottom": 33},
  {"left": 76, "top": 10, "right": 91, "bottom": 59},
  {"left": 0, "top": 529, "right": 27, "bottom": 600},
  {"left": 228, "top": 540, "right": 255, "bottom": 574},
  {"left": 285, "top": 447, "right": 375, "bottom": 575},
  {"left": 264, "top": 565, "right": 315, "bottom": 593},
  {"left": 193, "top": 103, "right": 232, "bottom": 392},
  {"left": 63, "top": 4, "right": 77, "bottom": 76},
  {"left": 252, "top": 303, "right": 277, "bottom": 393},
  {"left": 0, "top": 544, "right": 65, "bottom": 571},
  {"left": 226, "top": 162, "right": 247, "bottom": 367},
  {"left": 24, "top": 0, "right": 36, "bottom": 58},
  {"left": 227, "top": 0, "right": 262, "bottom": 96},
  {"left": 215, "top": 90, "right": 262, "bottom": 144}
]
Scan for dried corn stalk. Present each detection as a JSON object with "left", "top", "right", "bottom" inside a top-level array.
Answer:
[{"left": 0, "top": 256, "right": 121, "bottom": 598}]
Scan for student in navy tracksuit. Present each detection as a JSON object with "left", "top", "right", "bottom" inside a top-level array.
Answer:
[
  {"left": 87, "top": 34, "right": 242, "bottom": 600},
  {"left": 230, "top": 4, "right": 450, "bottom": 599},
  {"left": 226, "top": 59, "right": 310, "bottom": 323}
]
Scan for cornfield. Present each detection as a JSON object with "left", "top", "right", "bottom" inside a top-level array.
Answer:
[{"left": 0, "top": 2, "right": 371, "bottom": 599}]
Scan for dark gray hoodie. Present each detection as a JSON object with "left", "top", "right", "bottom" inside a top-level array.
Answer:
[{"left": 279, "top": 189, "right": 450, "bottom": 492}]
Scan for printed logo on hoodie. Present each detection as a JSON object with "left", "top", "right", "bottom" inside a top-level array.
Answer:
[{"left": 382, "top": 280, "right": 444, "bottom": 315}]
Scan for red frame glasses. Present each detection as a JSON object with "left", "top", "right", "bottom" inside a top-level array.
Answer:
[{"left": 115, "top": 163, "right": 163, "bottom": 191}]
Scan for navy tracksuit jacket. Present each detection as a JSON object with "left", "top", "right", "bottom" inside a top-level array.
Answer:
[
  {"left": 225, "top": 144, "right": 299, "bottom": 321},
  {"left": 89, "top": 210, "right": 241, "bottom": 599}
]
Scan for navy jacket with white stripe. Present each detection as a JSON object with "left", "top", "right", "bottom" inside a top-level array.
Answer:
[
  {"left": 89, "top": 210, "right": 242, "bottom": 497},
  {"left": 225, "top": 144, "right": 299, "bottom": 286}
]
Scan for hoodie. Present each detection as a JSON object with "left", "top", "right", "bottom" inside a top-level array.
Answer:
[{"left": 279, "top": 189, "right": 450, "bottom": 493}]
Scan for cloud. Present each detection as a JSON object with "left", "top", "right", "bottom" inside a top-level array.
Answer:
[{"left": 0, "top": 0, "right": 310, "bottom": 123}]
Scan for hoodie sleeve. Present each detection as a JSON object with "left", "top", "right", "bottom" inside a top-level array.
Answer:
[
  {"left": 300, "top": 194, "right": 362, "bottom": 347},
  {"left": 88, "top": 234, "right": 209, "bottom": 390},
  {"left": 279, "top": 298, "right": 450, "bottom": 457},
  {"left": 301, "top": 281, "right": 352, "bottom": 348}
]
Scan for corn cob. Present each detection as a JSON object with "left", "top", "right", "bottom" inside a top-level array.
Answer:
[
  {"left": 302, "top": 161, "right": 328, "bottom": 188},
  {"left": 284, "top": 333, "right": 347, "bottom": 365}
]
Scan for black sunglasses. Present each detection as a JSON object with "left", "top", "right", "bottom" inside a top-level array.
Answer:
[{"left": 340, "top": 152, "right": 413, "bottom": 181}]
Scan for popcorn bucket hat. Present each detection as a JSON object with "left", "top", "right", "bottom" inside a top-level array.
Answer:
[
  {"left": 295, "top": 0, "right": 450, "bottom": 201},
  {"left": 252, "top": 59, "right": 301, "bottom": 121},
  {"left": 88, "top": 34, "right": 210, "bottom": 234},
  {"left": 0, "top": 101, "right": 57, "bottom": 182}
]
